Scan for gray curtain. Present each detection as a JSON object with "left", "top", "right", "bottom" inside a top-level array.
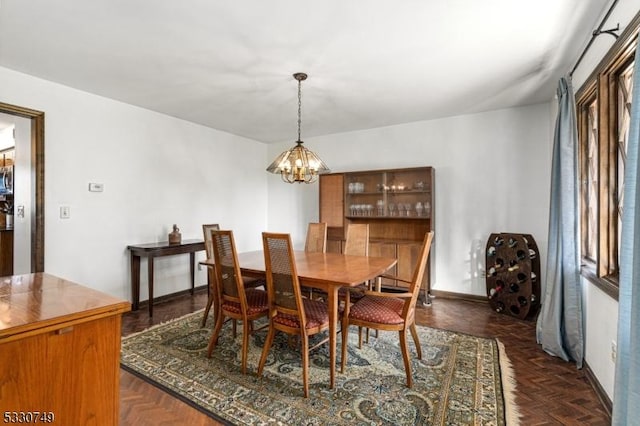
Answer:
[
  {"left": 612, "top": 41, "right": 640, "bottom": 425},
  {"left": 536, "top": 77, "right": 584, "bottom": 368}
]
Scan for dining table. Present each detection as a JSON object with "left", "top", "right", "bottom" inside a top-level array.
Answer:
[{"left": 201, "top": 249, "right": 397, "bottom": 389}]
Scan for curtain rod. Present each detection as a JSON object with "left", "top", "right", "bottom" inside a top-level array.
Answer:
[{"left": 569, "top": 0, "right": 620, "bottom": 77}]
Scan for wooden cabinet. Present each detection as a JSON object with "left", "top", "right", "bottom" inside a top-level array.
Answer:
[
  {"left": 0, "top": 273, "right": 131, "bottom": 425},
  {"left": 320, "top": 167, "right": 435, "bottom": 299}
]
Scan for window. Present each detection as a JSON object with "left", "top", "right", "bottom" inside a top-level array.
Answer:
[{"left": 576, "top": 28, "right": 638, "bottom": 300}]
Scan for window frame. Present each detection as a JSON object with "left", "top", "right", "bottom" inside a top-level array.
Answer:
[{"left": 575, "top": 14, "right": 640, "bottom": 301}]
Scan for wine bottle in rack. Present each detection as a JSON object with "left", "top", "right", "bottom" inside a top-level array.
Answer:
[{"left": 489, "top": 281, "right": 504, "bottom": 299}]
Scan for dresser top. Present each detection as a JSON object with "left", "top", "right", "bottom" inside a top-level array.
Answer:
[{"left": 0, "top": 272, "right": 130, "bottom": 339}]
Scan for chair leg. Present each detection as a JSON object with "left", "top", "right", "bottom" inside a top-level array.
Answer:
[
  {"left": 398, "top": 330, "right": 413, "bottom": 388},
  {"left": 409, "top": 323, "right": 422, "bottom": 359},
  {"left": 257, "top": 325, "right": 276, "bottom": 377},
  {"left": 207, "top": 313, "right": 225, "bottom": 357},
  {"left": 241, "top": 320, "right": 250, "bottom": 374},
  {"left": 358, "top": 326, "right": 363, "bottom": 348},
  {"left": 302, "top": 334, "right": 310, "bottom": 398},
  {"left": 201, "top": 294, "right": 214, "bottom": 328},
  {"left": 232, "top": 319, "right": 237, "bottom": 338},
  {"left": 341, "top": 319, "right": 350, "bottom": 373}
]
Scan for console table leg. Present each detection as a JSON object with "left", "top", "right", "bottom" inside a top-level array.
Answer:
[
  {"left": 190, "top": 252, "right": 196, "bottom": 295},
  {"left": 131, "top": 254, "right": 140, "bottom": 311},
  {"left": 148, "top": 257, "right": 155, "bottom": 317}
]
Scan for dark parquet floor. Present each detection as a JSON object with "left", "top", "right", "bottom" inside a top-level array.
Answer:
[{"left": 119, "top": 289, "right": 611, "bottom": 425}]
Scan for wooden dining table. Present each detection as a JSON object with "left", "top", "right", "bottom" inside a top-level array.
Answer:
[{"left": 201, "top": 250, "right": 397, "bottom": 389}]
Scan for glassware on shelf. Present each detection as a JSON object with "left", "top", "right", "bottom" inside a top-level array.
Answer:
[
  {"left": 415, "top": 201, "right": 424, "bottom": 216},
  {"left": 404, "top": 203, "right": 412, "bottom": 216},
  {"left": 424, "top": 201, "right": 431, "bottom": 217},
  {"left": 376, "top": 199, "right": 384, "bottom": 216},
  {"left": 388, "top": 203, "right": 396, "bottom": 216},
  {"left": 366, "top": 204, "right": 373, "bottom": 216}
]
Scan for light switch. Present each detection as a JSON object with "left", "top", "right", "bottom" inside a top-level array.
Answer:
[{"left": 60, "top": 206, "right": 70, "bottom": 219}]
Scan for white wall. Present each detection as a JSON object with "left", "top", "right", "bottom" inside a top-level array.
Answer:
[
  {"left": 268, "top": 103, "right": 553, "bottom": 297},
  {"left": 0, "top": 66, "right": 268, "bottom": 301}
]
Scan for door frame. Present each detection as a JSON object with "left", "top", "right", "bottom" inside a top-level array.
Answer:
[{"left": 0, "top": 102, "right": 44, "bottom": 272}]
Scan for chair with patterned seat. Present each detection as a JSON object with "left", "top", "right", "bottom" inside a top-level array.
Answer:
[
  {"left": 303, "top": 222, "right": 327, "bottom": 298},
  {"left": 201, "top": 224, "right": 264, "bottom": 328},
  {"left": 201, "top": 223, "right": 220, "bottom": 327},
  {"left": 341, "top": 223, "right": 370, "bottom": 298},
  {"left": 206, "top": 230, "right": 269, "bottom": 374},
  {"left": 258, "top": 232, "right": 330, "bottom": 398},
  {"left": 304, "top": 222, "right": 327, "bottom": 253},
  {"left": 340, "top": 231, "right": 434, "bottom": 388}
]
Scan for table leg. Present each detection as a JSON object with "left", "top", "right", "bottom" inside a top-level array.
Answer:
[
  {"left": 328, "top": 287, "right": 339, "bottom": 389},
  {"left": 131, "top": 254, "right": 141, "bottom": 311},
  {"left": 190, "top": 252, "right": 196, "bottom": 295},
  {"left": 148, "top": 257, "right": 155, "bottom": 317}
]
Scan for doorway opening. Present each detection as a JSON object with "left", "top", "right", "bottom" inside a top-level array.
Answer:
[{"left": 0, "top": 102, "right": 44, "bottom": 273}]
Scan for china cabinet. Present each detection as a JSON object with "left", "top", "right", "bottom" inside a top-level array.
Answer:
[{"left": 319, "top": 167, "right": 435, "bottom": 301}]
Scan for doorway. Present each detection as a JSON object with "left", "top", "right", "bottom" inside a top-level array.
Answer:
[{"left": 0, "top": 102, "right": 44, "bottom": 273}]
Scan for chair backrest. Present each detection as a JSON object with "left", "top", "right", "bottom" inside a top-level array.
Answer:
[
  {"left": 210, "top": 230, "right": 247, "bottom": 309},
  {"left": 262, "top": 232, "right": 307, "bottom": 328},
  {"left": 304, "top": 222, "right": 327, "bottom": 253},
  {"left": 343, "top": 223, "right": 369, "bottom": 256},
  {"left": 404, "top": 232, "right": 434, "bottom": 322},
  {"left": 202, "top": 223, "right": 220, "bottom": 259}
]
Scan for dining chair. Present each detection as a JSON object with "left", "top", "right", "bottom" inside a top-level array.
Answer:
[
  {"left": 201, "top": 223, "right": 220, "bottom": 327},
  {"left": 258, "top": 232, "right": 330, "bottom": 398},
  {"left": 201, "top": 224, "right": 264, "bottom": 328},
  {"left": 206, "top": 230, "right": 269, "bottom": 374},
  {"left": 304, "top": 222, "right": 327, "bottom": 253},
  {"left": 303, "top": 222, "right": 327, "bottom": 298},
  {"left": 340, "top": 231, "right": 434, "bottom": 388},
  {"left": 342, "top": 223, "right": 370, "bottom": 296}
]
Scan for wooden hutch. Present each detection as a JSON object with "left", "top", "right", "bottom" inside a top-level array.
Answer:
[{"left": 319, "top": 166, "right": 435, "bottom": 302}]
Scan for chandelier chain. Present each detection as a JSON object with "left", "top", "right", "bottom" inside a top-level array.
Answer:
[{"left": 297, "top": 78, "right": 302, "bottom": 142}]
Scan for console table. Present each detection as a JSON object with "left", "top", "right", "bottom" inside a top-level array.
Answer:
[
  {"left": 0, "top": 273, "right": 130, "bottom": 424},
  {"left": 127, "top": 239, "right": 205, "bottom": 316}
]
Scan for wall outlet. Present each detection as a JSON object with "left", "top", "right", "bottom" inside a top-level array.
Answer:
[{"left": 611, "top": 341, "right": 617, "bottom": 362}]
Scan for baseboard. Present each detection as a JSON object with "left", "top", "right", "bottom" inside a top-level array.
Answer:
[
  {"left": 583, "top": 361, "right": 613, "bottom": 418},
  {"left": 429, "top": 289, "right": 488, "bottom": 303},
  {"left": 137, "top": 284, "right": 208, "bottom": 308}
]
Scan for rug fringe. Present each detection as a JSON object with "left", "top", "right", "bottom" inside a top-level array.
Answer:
[{"left": 496, "top": 339, "right": 521, "bottom": 426}]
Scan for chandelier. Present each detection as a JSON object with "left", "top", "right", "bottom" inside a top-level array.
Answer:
[{"left": 266, "top": 72, "right": 330, "bottom": 183}]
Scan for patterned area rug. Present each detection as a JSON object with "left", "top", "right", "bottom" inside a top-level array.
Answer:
[{"left": 121, "top": 311, "right": 519, "bottom": 425}]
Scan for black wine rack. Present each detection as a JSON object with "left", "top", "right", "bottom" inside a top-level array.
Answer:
[{"left": 485, "top": 233, "right": 540, "bottom": 320}]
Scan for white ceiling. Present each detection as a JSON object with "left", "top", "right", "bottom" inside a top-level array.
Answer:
[{"left": 0, "top": 1, "right": 609, "bottom": 143}]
